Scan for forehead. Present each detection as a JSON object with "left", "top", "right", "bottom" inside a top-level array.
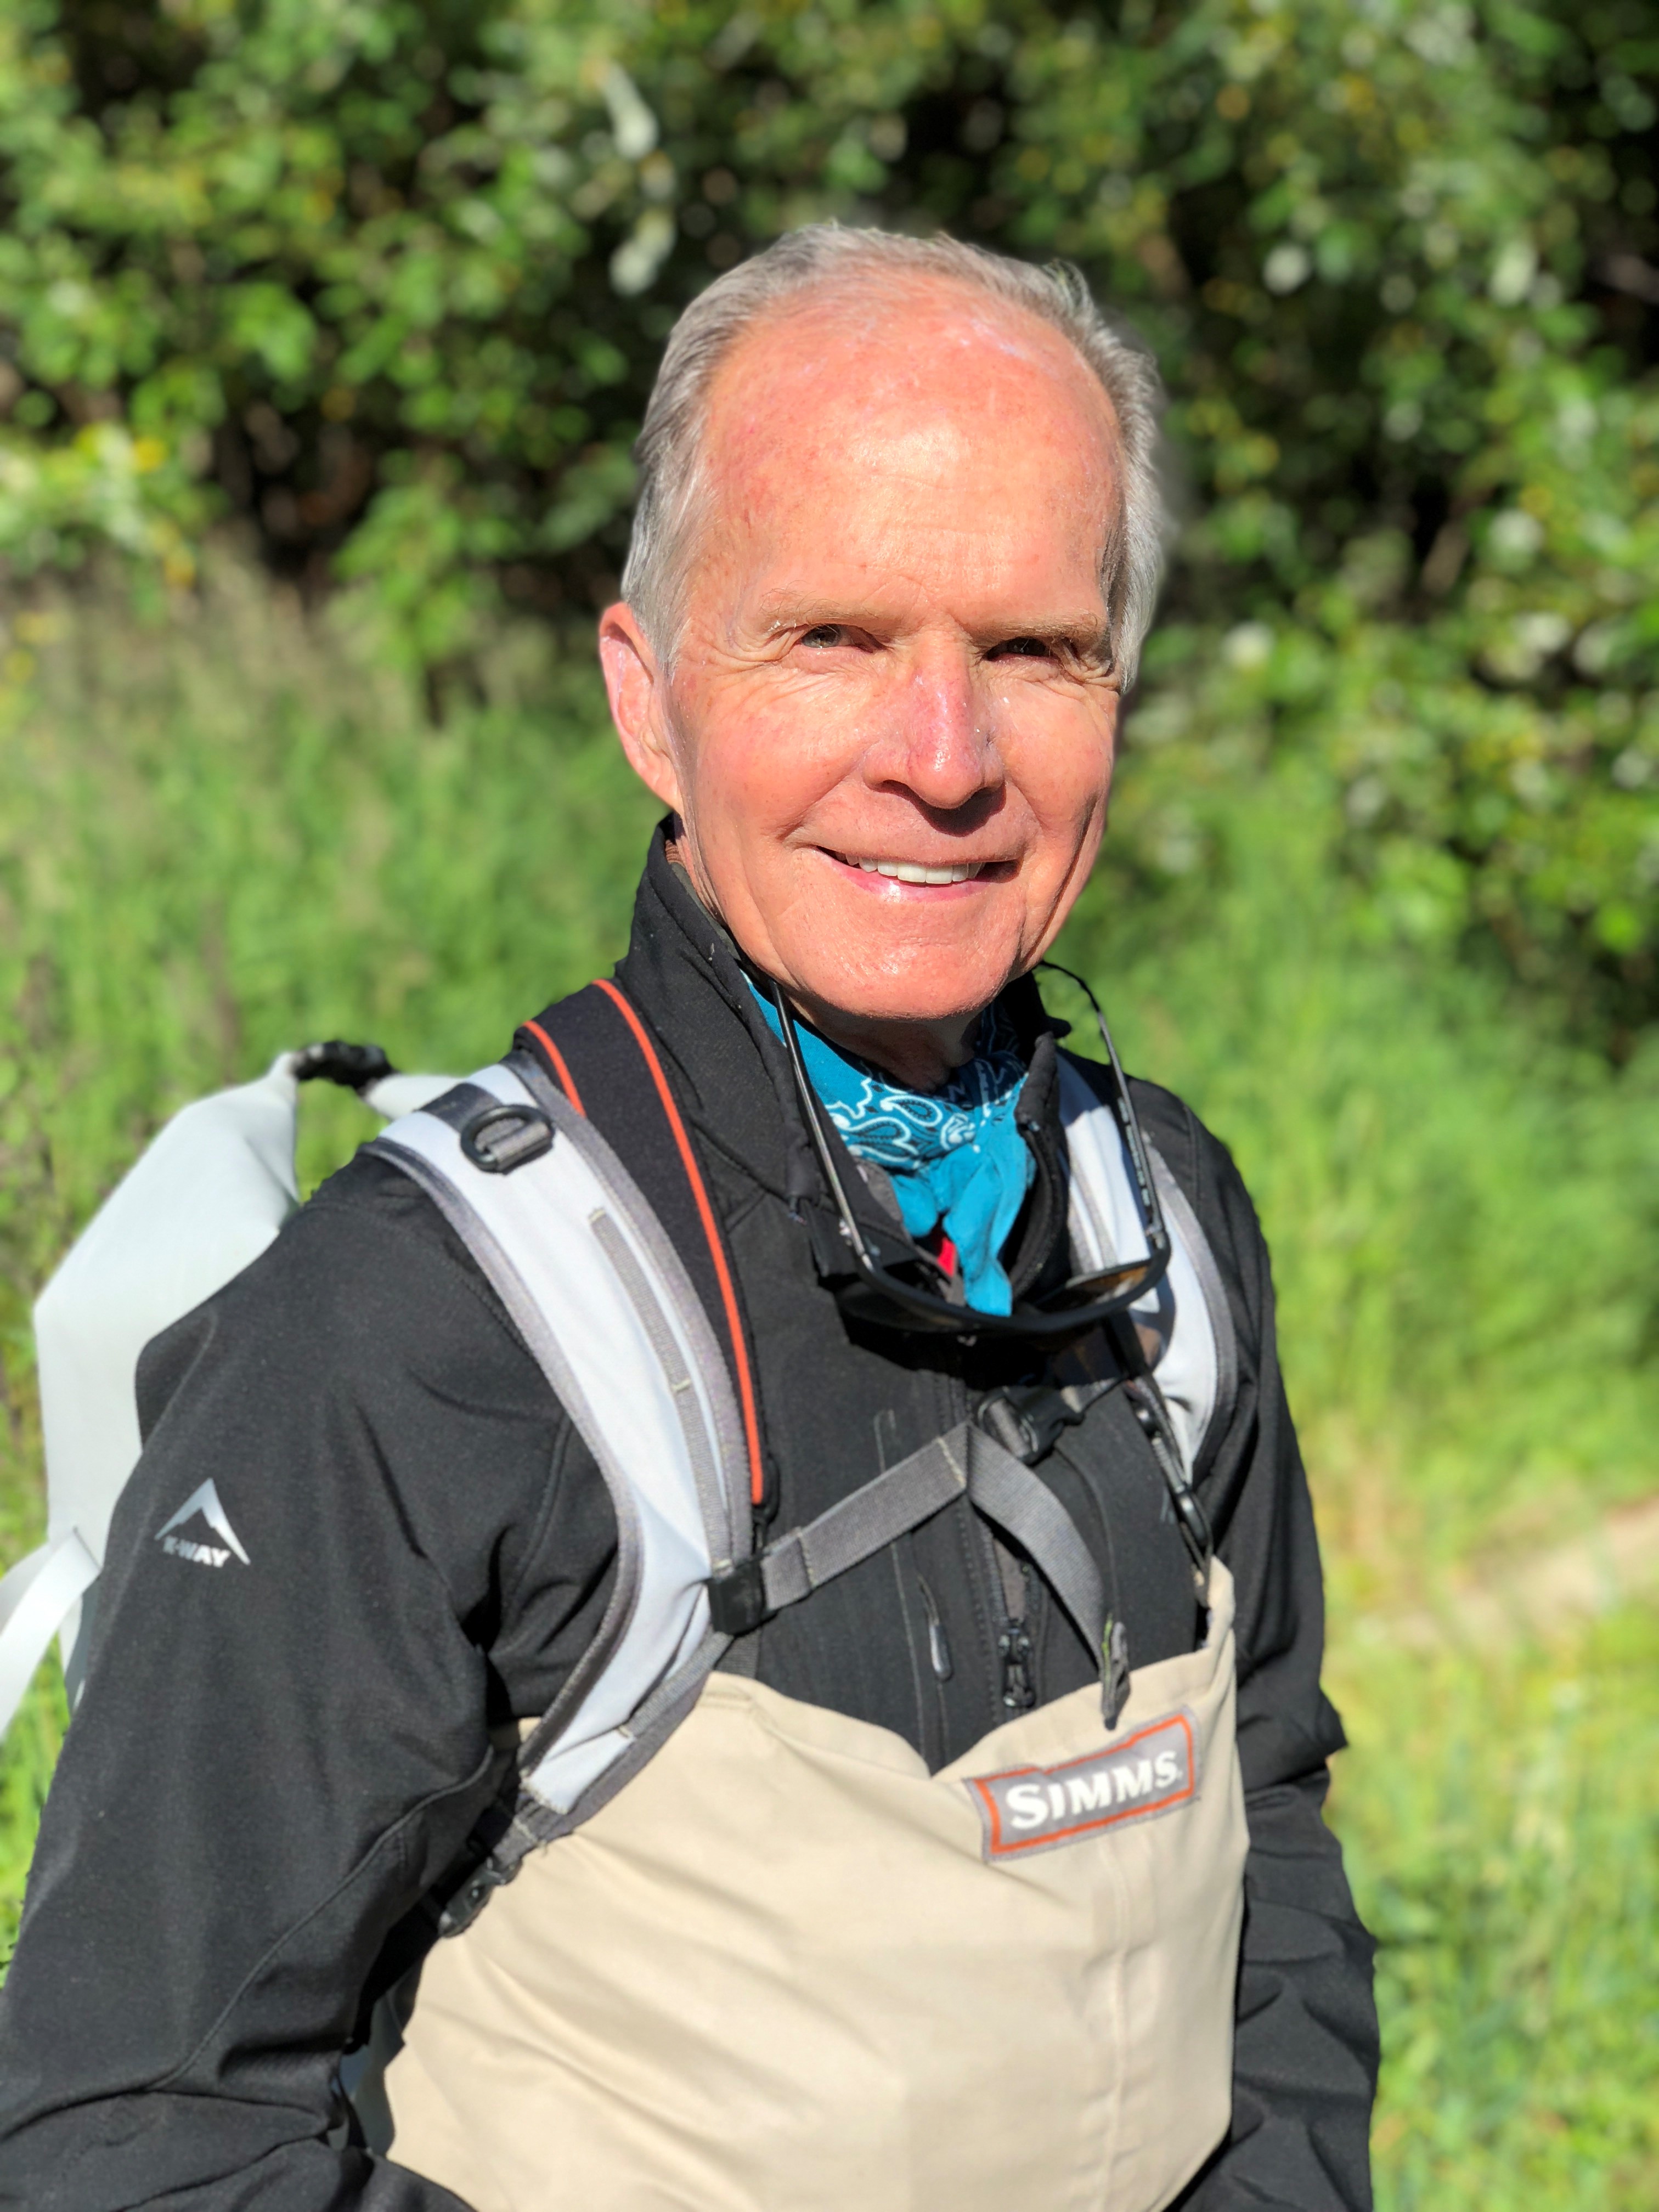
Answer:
[{"left": 693, "top": 277, "right": 1121, "bottom": 599}]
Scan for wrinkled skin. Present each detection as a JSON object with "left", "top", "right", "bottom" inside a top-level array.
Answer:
[{"left": 600, "top": 275, "right": 1125, "bottom": 1090}]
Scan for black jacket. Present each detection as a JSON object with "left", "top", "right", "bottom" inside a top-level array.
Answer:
[{"left": 0, "top": 835, "right": 1377, "bottom": 2210}]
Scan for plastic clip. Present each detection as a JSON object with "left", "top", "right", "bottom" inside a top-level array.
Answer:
[
  {"left": 707, "top": 1555, "right": 770, "bottom": 1638},
  {"left": 977, "top": 1383, "right": 1088, "bottom": 1467}
]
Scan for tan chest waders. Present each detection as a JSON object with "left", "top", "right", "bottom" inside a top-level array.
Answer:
[{"left": 386, "top": 1561, "right": 1245, "bottom": 2212}]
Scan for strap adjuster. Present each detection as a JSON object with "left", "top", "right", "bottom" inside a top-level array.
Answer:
[
  {"left": 436, "top": 1858, "right": 513, "bottom": 1939},
  {"left": 460, "top": 1101, "right": 555, "bottom": 1174},
  {"left": 707, "top": 1555, "right": 770, "bottom": 1638}
]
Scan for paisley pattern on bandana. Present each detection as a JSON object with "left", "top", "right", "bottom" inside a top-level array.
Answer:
[{"left": 749, "top": 986, "right": 1034, "bottom": 1314}]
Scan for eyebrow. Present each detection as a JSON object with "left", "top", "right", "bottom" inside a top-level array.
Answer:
[
  {"left": 752, "top": 602, "right": 1111, "bottom": 652},
  {"left": 981, "top": 619, "right": 1112, "bottom": 653}
]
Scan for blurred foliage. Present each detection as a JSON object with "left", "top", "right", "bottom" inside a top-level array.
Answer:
[
  {"left": 0, "top": 2, "right": 1657, "bottom": 1040},
  {"left": 1329, "top": 1605, "right": 1659, "bottom": 2210}
]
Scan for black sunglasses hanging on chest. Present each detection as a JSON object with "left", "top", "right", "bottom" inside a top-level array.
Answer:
[{"left": 770, "top": 963, "right": 1171, "bottom": 1346}]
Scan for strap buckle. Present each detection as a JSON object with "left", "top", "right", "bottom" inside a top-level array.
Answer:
[
  {"left": 707, "top": 1555, "right": 770, "bottom": 1638},
  {"left": 436, "top": 1857, "right": 514, "bottom": 1939},
  {"left": 976, "top": 1381, "right": 1093, "bottom": 1466},
  {"left": 1124, "top": 1380, "right": 1213, "bottom": 1588},
  {"left": 293, "top": 1039, "right": 394, "bottom": 1092}
]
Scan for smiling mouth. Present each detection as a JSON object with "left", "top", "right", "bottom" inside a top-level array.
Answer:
[{"left": 836, "top": 854, "right": 990, "bottom": 885}]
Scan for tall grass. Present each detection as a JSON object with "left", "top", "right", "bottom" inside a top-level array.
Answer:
[
  {"left": 1056, "top": 787, "right": 1659, "bottom": 1599},
  {"left": 2, "top": 568, "right": 1655, "bottom": 2200},
  {"left": 1331, "top": 1609, "right": 1659, "bottom": 2210}
]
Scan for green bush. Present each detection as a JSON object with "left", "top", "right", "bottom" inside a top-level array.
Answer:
[{"left": 0, "top": 1, "right": 1656, "bottom": 1038}]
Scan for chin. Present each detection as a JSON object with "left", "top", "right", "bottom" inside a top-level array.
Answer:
[{"left": 794, "top": 951, "right": 1016, "bottom": 1030}]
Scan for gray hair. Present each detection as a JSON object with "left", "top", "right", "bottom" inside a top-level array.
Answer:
[{"left": 620, "top": 224, "right": 1167, "bottom": 687}]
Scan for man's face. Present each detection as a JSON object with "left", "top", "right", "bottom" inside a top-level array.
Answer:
[{"left": 601, "top": 277, "right": 1124, "bottom": 1057}]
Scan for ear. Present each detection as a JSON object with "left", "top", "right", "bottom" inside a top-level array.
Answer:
[{"left": 598, "top": 602, "right": 684, "bottom": 812}]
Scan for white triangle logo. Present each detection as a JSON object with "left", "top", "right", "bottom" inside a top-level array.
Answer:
[{"left": 156, "top": 1479, "right": 250, "bottom": 1567}]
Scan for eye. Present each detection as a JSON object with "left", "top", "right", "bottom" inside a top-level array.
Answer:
[
  {"left": 800, "top": 623, "right": 850, "bottom": 648},
  {"left": 987, "top": 636, "right": 1057, "bottom": 661}
]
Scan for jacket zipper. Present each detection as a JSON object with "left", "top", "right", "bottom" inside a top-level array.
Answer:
[
  {"left": 988, "top": 1536, "right": 1037, "bottom": 1716},
  {"left": 998, "top": 1605, "right": 1036, "bottom": 1713},
  {"left": 951, "top": 1359, "right": 1042, "bottom": 1720}
]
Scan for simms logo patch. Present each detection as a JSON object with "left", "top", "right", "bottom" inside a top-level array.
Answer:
[{"left": 967, "top": 1709, "right": 1197, "bottom": 1861}]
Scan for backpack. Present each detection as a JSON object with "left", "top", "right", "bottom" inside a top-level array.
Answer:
[
  {"left": 2, "top": 992, "right": 1237, "bottom": 1880},
  {"left": 0, "top": 1046, "right": 455, "bottom": 1734}
]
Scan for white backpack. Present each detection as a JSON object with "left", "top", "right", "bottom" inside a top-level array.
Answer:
[{"left": 0, "top": 1048, "right": 453, "bottom": 1734}]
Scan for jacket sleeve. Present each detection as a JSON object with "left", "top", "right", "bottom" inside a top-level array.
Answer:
[
  {"left": 1150, "top": 1094, "right": 1380, "bottom": 2212},
  {"left": 0, "top": 1158, "right": 616, "bottom": 2212}
]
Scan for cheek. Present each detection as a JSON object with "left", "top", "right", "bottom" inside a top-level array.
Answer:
[
  {"left": 1012, "top": 716, "right": 1115, "bottom": 864},
  {"left": 680, "top": 686, "right": 865, "bottom": 847}
]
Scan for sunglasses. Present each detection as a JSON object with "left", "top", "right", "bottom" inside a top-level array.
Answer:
[{"left": 770, "top": 962, "right": 1170, "bottom": 1345}]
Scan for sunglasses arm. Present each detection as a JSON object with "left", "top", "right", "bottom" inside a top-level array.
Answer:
[{"left": 770, "top": 982, "right": 879, "bottom": 1272}]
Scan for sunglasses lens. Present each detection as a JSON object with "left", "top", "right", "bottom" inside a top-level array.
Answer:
[
  {"left": 1047, "top": 1259, "right": 1160, "bottom": 1311},
  {"left": 837, "top": 1244, "right": 1165, "bottom": 1340}
]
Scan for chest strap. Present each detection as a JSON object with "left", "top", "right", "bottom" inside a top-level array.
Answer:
[{"left": 708, "top": 1419, "right": 1113, "bottom": 1723}]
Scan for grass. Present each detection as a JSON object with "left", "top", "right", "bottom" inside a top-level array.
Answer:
[
  {"left": 1331, "top": 1610, "right": 1659, "bottom": 2210},
  {"left": 1057, "top": 795, "right": 1659, "bottom": 1599},
  {"left": 2, "top": 565, "right": 1656, "bottom": 2201}
]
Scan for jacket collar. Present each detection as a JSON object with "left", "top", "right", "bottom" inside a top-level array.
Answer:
[{"left": 614, "top": 822, "right": 816, "bottom": 1205}]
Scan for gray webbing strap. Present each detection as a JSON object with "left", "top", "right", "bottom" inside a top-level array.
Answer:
[
  {"left": 758, "top": 1435, "right": 968, "bottom": 1611},
  {"left": 417, "top": 1082, "right": 492, "bottom": 1128},
  {"left": 959, "top": 1425, "right": 1108, "bottom": 1664},
  {"left": 709, "top": 1421, "right": 1109, "bottom": 1681}
]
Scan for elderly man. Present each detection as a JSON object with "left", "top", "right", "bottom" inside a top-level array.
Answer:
[{"left": 0, "top": 228, "right": 1376, "bottom": 2210}]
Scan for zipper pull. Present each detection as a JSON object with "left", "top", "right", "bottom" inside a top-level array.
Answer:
[
  {"left": 1102, "top": 1616, "right": 1131, "bottom": 1730},
  {"left": 918, "top": 1577, "right": 953, "bottom": 1682},
  {"left": 998, "top": 1623, "right": 1036, "bottom": 1712}
]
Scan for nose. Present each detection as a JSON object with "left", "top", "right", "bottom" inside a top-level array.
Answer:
[{"left": 867, "top": 642, "right": 1003, "bottom": 815}]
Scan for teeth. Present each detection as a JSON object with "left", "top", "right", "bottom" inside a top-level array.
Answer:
[{"left": 854, "top": 859, "right": 983, "bottom": 885}]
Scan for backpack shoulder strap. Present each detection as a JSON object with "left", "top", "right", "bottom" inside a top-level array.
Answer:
[
  {"left": 515, "top": 979, "right": 767, "bottom": 1513},
  {"left": 369, "top": 1051, "right": 755, "bottom": 1849},
  {"left": 1055, "top": 1056, "right": 1240, "bottom": 1479}
]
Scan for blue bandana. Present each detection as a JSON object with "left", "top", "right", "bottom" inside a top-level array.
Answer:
[{"left": 749, "top": 986, "right": 1034, "bottom": 1314}]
